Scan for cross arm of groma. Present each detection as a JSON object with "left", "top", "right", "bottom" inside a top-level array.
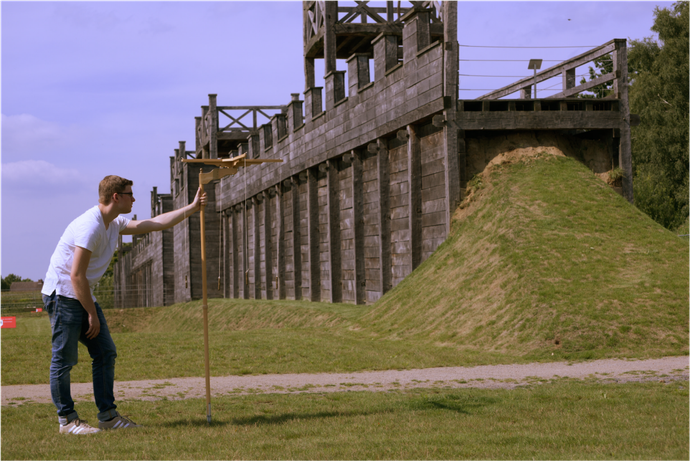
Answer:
[{"left": 182, "top": 153, "right": 283, "bottom": 186}]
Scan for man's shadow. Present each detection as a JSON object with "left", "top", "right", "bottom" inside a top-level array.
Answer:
[{"left": 158, "top": 394, "right": 497, "bottom": 428}]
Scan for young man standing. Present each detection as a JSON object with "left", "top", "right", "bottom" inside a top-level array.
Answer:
[{"left": 41, "top": 175, "right": 206, "bottom": 434}]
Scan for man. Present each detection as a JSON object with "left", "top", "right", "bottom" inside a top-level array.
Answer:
[{"left": 41, "top": 175, "right": 206, "bottom": 434}]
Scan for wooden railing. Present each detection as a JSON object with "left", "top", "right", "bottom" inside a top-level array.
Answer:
[
  {"left": 196, "top": 100, "right": 286, "bottom": 153},
  {"left": 477, "top": 39, "right": 626, "bottom": 101},
  {"left": 305, "top": 0, "right": 326, "bottom": 43},
  {"left": 217, "top": 106, "right": 286, "bottom": 133},
  {"left": 305, "top": 0, "right": 441, "bottom": 43},
  {"left": 336, "top": 1, "right": 440, "bottom": 24}
]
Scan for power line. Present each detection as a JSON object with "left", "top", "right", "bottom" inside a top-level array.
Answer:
[
  {"left": 458, "top": 88, "right": 563, "bottom": 91},
  {"left": 459, "top": 73, "right": 589, "bottom": 78},
  {"left": 460, "top": 74, "right": 531, "bottom": 78},
  {"left": 460, "top": 59, "right": 563, "bottom": 62},
  {"left": 459, "top": 44, "right": 597, "bottom": 49}
]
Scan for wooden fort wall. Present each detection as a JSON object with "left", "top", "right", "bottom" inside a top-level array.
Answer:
[
  {"left": 170, "top": 160, "right": 223, "bottom": 304},
  {"left": 113, "top": 3, "right": 633, "bottom": 308},
  {"left": 206, "top": 10, "right": 459, "bottom": 305},
  {"left": 114, "top": 191, "right": 174, "bottom": 308}
]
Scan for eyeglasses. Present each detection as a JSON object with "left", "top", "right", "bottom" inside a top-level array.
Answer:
[{"left": 118, "top": 192, "right": 134, "bottom": 197}]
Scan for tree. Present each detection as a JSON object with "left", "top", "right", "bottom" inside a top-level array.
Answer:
[
  {"left": 578, "top": 55, "right": 614, "bottom": 99},
  {"left": 628, "top": 2, "right": 689, "bottom": 230},
  {"left": 1, "top": 274, "right": 34, "bottom": 290}
]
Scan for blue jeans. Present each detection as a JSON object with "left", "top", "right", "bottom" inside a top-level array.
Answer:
[{"left": 43, "top": 291, "right": 119, "bottom": 424}]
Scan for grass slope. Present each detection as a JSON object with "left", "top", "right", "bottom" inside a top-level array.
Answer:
[{"left": 365, "top": 153, "right": 688, "bottom": 360}]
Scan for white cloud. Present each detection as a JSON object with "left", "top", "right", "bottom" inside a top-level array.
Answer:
[
  {"left": 2, "top": 160, "right": 90, "bottom": 196},
  {"left": 1, "top": 114, "right": 86, "bottom": 161}
]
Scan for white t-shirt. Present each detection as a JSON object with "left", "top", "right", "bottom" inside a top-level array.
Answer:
[{"left": 42, "top": 206, "right": 130, "bottom": 301}]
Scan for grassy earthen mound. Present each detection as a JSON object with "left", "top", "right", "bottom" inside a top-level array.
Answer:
[{"left": 364, "top": 149, "right": 688, "bottom": 361}]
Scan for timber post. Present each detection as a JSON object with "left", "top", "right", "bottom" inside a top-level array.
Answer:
[
  {"left": 306, "top": 167, "right": 320, "bottom": 301},
  {"left": 291, "top": 176, "right": 303, "bottom": 300},
  {"left": 326, "top": 159, "right": 342, "bottom": 303},
  {"left": 208, "top": 94, "right": 218, "bottom": 159},
  {"left": 614, "top": 39, "right": 633, "bottom": 203}
]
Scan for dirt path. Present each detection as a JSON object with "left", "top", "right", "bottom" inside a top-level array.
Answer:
[{"left": 3, "top": 356, "right": 687, "bottom": 406}]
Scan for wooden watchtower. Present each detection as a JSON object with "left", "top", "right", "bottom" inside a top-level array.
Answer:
[{"left": 303, "top": 1, "right": 444, "bottom": 90}]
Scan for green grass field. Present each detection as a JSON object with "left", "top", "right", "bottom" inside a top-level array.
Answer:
[
  {"left": 2, "top": 310, "right": 518, "bottom": 385},
  {"left": 3, "top": 381, "right": 688, "bottom": 459},
  {"left": 2, "top": 154, "right": 687, "bottom": 459}
]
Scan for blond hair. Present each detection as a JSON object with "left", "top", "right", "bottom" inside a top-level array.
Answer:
[{"left": 99, "top": 175, "right": 133, "bottom": 205}]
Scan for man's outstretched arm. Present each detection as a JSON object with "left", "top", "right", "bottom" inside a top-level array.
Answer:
[{"left": 121, "top": 187, "right": 207, "bottom": 235}]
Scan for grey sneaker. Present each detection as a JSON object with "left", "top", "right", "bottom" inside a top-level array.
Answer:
[
  {"left": 60, "top": 419, "right": 100, "bottom": 435},
  {"left": 98, "top": 414, "right": 142, "bottom": 430}
]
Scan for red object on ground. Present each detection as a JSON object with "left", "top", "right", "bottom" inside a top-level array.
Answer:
[
  {"left": 1, "top": 317, "right": 17, "bottom": 328},
  {"left": 35, "top": 308, "right": 43, "bottom": 313}
]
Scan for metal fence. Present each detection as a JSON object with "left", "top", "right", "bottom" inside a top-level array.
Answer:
[
  {"left": 0, "top": 287, "right": 161, "bottom": 315},
  {"left": 1, "top": 290, "right": 46, "bottom": 314}
]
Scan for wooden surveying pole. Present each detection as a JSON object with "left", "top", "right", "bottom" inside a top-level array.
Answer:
[
  {"left": 182, "top": 154, "right": 282, "bottom": 423},
  {"left": 198, "top": 180, "right": 211, "bottom": 423}
]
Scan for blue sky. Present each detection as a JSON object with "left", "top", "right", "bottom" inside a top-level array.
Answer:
[{"left": 1, "top": 1, "right": 671, "bottom": 281}]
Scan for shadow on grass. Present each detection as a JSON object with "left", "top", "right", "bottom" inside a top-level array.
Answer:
[
  {"left": 411, "top": 394, "right": 499, "bottom": 414},
  {"left": 157, "top": 393, "right": 499, "bottom": 428},
  {"left": 232, "top": 409, "right": 382, "bottom": 426},
  {"left": 159, "top": 418, "right": 232, "bottom": 428},
  {"left": 228, "top": 395, "right": 497, "bottom": 426}
]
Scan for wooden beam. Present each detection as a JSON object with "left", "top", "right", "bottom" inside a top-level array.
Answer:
[
  {"left": 333, "top": 23, "right": 403, "bottom": 35},
  {"left": 358, "top": 3, "right": 387, "bottom": 23},
  {"left": 456, "top": 111, "right": 623, "bottom": 130},
  {"left": 242, "top": 203, "right": 249, "bottom": 299},
  {"left": 194, "top": 119, "right": 201, "bottom": 152},
  {"left": 200, "top": 106, "right": 209, "bottom": 159},
  {"left": 221, "top": 210, "right": 228, "bottom": 298},
  {"left": 305, "top": 33, "right": 324, "bottom": 59},
  {"left": 326, "top": 160, "right": 342, "bottom": 303},
  {"left": 253, "top": 196, "right": 261, "bottom": 300},
  {"left": 209, "top": 94, "right": 218, "bottom": 159},
  {"left": 264, "top": 191, "right": 273, "bottom": 300},
  {"left": 613, "top": 39, "right": 633, "bottom": 203},
  {"left": 291, "top": 177, "right": 303, "bottom": 300},
  {"left": 549, "top": 72, "right": 616, "bottom": 99},
  {"left": 276, "top": 185, "right": 286, "bottom": 299},
  {"left": 377, "top": 139, "right": 392, "bottom": 296},
  {"left": 232, "top": 207, "right": 239, "bottom": 299},
  {"left": 216, "top": 105, "right": 286, "bottom": 111},
  {"left": 562, "top": 67, "right": 576, "bottom": 92},
  {"left": 351, "top": 151, "right": 366, "bottom": 305},
  {"left": 407, "top": 125, "right": 422, "bottom": 271},
  {"left": 442, "top": 1, "right": 460, "bottom": 231},
  {"left": 307, "top": 168, "right": 321, "bottom": 301},
  {"left": 324, "top": 1, "right": 337, "bottom": 75},
  {"left": 305, "top": 58, "right": 315, "bottom": 91}
]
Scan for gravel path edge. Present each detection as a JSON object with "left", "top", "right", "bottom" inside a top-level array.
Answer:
[{"left": 3, "top": 356, "right": 688, "bottom": 406}]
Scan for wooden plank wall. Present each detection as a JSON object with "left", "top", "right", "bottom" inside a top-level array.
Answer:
[
  {"left": 211, "top": 10, "right": 455, "bottom": 305},
  {"left": 218, "top": 120, "right": 446, "bottom": 305}
]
